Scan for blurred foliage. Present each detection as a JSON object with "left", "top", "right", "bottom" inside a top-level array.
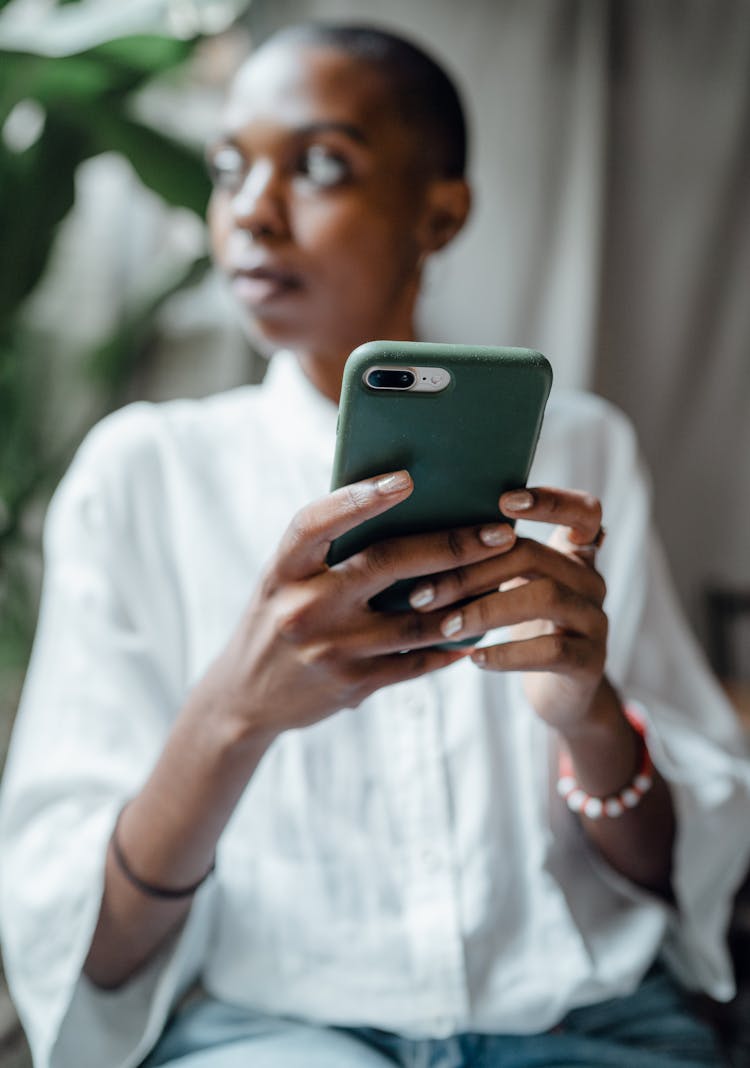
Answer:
[{"left": 0, "top": 7, "right": 216, "bottom": 711}]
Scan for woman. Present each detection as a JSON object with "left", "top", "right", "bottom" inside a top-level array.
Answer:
[{"left": 1, "top": 21, "right": 748, "bottom": 1068}]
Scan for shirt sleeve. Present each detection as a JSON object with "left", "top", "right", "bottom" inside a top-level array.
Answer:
[
  {"left": 0, "top": 407, "right": 216, "bottom": 1068},
  {"left": 586, "top": 401, "right": 750, "bottom": 1000}
]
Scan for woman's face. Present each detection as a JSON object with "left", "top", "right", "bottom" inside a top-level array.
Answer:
[{"left": 208, "top": 42, "right": 451, "bottom": 360}]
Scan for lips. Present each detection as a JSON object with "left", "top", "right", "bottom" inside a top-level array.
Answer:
[{"left": 229, "top": 262, "right": 304, "bottom": 307}]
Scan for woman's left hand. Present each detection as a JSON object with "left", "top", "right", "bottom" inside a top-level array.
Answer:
[{"left": 408, "top": 486, "right": 609, "bottom": 733}]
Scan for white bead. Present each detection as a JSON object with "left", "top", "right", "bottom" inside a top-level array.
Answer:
[
  {"left": 582, "top": 797, "right": 603, "bottom": 819},
  {"left": 557, "top": 777, "right": 576, "bottom": 796},
  {"left": 621, "top": 788, "right": 640, "bottom": 808},
  {"left": 605, "top": 797, "right": 625, "bottom": 817},
  {"left": 567, "top": 789, "right": 587, "bottom": 813},
  {"left": 635, "top": 774, "right": 653, "bottom": 792}
]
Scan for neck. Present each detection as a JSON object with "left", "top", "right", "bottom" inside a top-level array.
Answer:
[{"left": 293, "top": 317, "right": 419, "bottom": 405}]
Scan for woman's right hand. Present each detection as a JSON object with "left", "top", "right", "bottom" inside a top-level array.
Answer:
[{"left": 194, "top": 469, "right": 517, "bottom": 743}]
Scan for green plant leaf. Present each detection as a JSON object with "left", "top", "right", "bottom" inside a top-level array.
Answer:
[
  {"left": 84, "top": 106, "right": 211, "bottom": 215},
  {"left": 0, "top": 54, "right": 121, "bottom": 121},
  {"left": 92, "top": 34, "right": 194, "bottom": 74},
  {"left": 0, "top": 36, "right": 195, "bottom": 123},
  {"left": 0, "top": 6, "right": 219, "bottom": 690},
  {"left": 0, "top": 114, "right": 89, "bottom": 323}
]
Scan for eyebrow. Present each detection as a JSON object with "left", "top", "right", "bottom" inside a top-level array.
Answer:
[
  {"left": 297, "top": 121, "right": 369, "bottom": 145},
  {"left": 214, "top": 120, "right": 370, "bottom": 148}
]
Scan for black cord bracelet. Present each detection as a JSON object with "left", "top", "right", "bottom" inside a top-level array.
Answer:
[{"left": 111, "top": 809, "right": 215, "bottom": 901}]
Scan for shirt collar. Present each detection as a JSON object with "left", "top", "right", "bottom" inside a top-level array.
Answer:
[{"left": 262, "top": 350, "right": 338, "bottom": 464}]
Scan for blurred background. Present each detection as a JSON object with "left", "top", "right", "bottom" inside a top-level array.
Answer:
[{"left": 0, "top": 0, "right": 749, "bottom": 1064}]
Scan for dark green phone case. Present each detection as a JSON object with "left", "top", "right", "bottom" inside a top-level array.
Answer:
[{"left": 328, "top": 341, "right": 552, "bottom": 620}]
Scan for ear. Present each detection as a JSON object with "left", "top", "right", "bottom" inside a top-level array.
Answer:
[{"left": 418, "top": 178, "right": 471, "bottom": 255}]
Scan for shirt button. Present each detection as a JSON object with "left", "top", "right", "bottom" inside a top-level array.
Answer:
[{"left": 419, "top": 846, "right": 440, "bottom": 871}]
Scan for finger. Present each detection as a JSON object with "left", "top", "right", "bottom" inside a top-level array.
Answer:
[
  {"left": 435, "top": 578, "right": 608, "bottom": 645},
  {"left": 546, "top": 523, "right": 603, "bottom": 568},
  {"left": 345, "top": 604, "right": 461, "bottom": 657},
  {"left": 357, "top": 645, "right": 472, "bottom": 690},
  {"left": 407, "top": 536, "right": 606, "bottom": 613},
  {"left": 272, "top": 471, "right": 413, "bottom": 584},
  {"left": 470, "top": 633, "right": 604, "bottom": 675},
  {"left": 334, "top": 521, "right": 516, "bottom": 600},
  {"left": 499, "top": 487, "right": 602, "bottom": 547}
]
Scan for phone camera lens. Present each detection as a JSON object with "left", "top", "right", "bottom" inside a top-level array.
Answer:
[{"left": 366, "top": 368, "right": 416, "bottom": 390}]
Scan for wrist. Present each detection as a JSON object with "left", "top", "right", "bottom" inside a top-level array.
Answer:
[
  {"left": 556, "top": 679, "right": 643, "bottom": 798},
  {"left": 555, "top": 676, "right": 623, "bottom": 747},
  {"left": 183, "top": 663, "right": 281, "bottom": 769},
  {"left": 129, "top": 689, "right": 277, "bottom": 878},
  {"left": 558, "top": 704, "right": 653, "bottom": 820}
]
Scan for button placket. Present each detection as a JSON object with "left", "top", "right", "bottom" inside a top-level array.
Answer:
[{"left": 386, "top": 676, "right": 470, "bottom": 1026}]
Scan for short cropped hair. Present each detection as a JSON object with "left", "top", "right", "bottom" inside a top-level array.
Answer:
[{"left": 265, "top": 22, "right": 468, "bottom": 179}]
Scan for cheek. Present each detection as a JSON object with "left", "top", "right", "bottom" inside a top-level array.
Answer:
[{"left": 294, "top": 198, "right": 417, "bottom": 287}]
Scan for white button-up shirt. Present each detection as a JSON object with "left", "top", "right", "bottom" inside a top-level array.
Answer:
[{"left": 1, "top": 352, "right": 749, "bottom": 1068}]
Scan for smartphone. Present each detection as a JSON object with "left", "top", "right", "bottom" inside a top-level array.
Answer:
[{"left": 328, "top": 341, "right": 552, "bottom": 621}]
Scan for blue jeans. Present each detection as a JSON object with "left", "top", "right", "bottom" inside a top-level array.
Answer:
[{"left": 142, "top": 966, "right": 725, "bottom": 1067}]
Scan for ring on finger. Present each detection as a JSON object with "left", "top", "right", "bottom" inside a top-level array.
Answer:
[{"left": 570, "top": 525, "right": 606, "bottom": 554}]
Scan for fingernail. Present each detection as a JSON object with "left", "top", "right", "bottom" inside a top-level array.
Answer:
[
  {"left": 503, "top": 490, "right": 533, "bottom": 511},
  {"left": 409, "top": 584, "right": 435, "bottom": 608},
  {"left": 377, "top": 471, "right": 411, "bottom": 495},
  {"left": 472, "top": 649, "right": 488, "bottom": 667},
  {"left": 479, "top": 523, "right": 514, "bottom": 547},
  {"left": 441, "top": 611, "right": 463, "bottom": 638}
]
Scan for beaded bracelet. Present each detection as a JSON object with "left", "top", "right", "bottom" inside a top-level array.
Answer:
[
  {"left": 111, "top": 809, "right": 215, "bottom": 900},
  {"left": 557, "top": 704, "right": 654, "bottom": 820}
]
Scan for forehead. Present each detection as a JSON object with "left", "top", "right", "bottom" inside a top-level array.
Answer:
[{"left": 223, "top": 41, "right": 396, "bottom": 139}]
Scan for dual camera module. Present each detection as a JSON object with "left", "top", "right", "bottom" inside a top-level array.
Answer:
[
  {"left": 365, "top": 368, "right": 416, "bottom": 390},
  {"left": 364, "top": 366, "right": 451, "bottom": 393}
]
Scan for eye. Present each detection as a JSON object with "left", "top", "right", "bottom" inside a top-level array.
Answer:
[
  {"left": 206, "top": 144, "right": 246, "bottom": 191},
  {"left": 299, "top": 144, "right": 350, "bottom": 188}
]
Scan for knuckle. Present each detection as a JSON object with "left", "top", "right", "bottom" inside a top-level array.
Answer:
[
  {"left": 553, "top": 582, "right": 572, "bottom": 610},
  {"left": 275, "top": 591, "right": 315, "bottom": 642},
  {"left": 342, "top": 481, "right": 372, "bottom": 513},
  {"left": 446, "top": 565, "right": 469, "bottom": 596},
  {"left": 342, "top": 666, "right": 371, "bottom": 706},
  {"left": 537, "top": 490, "right": 561, "bottom": 517},
  {"left": 591, "top": 570, "right": 607, "bottom": 604},
  {"left": 404, "top": 649, "right": 429, "bottom": 675},
  {"left": 445, "top": 528, "right": 467, "bottom": 562},
  {"left": 512, "top": 538, "right": 535, "bottom": 570},
  {"left": 286, "top": 509, "right": 316, "bottom": 552},
  {"left": 475, "top": 594, "right": 494, "bottom": 628},
  {"left": 362, "top": 538, "right": 394, "bottom": 577},
  {"left": 303, "top": 639, "right": 340, "bottom": 669},
  {"left": 570, "top": 641, "right": 589, "bottom": 670},
  {"left": 548, "top": 632, "right": 569, "bottom": 663},
  {"left": 536, "top": 576, "right": 559, "bottom": 607},
  {"left": 587, "top": 495, "right": 603, "bottom": 525},
  {"left": 399, "top": 611, "right": 427, "bottom": 646},
  {"left": 593, "top": 644, "right": 607, "bottom": 673}
]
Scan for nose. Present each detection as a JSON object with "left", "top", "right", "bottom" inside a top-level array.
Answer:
[{"left": 231, "top": 159, "right": 288, "bottom": 240}]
